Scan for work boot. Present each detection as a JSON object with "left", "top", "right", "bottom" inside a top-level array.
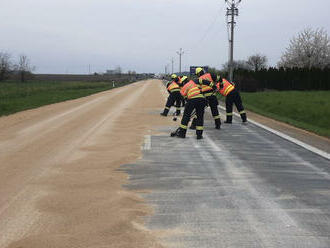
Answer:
[
  {"left": 176, "top": 109, "right": 181, "bottom": 116},
  {"left": 176, "top": 128, "right": 186, "bottom": 138},
  {"left": 215, "top": 118, "right": 221, "bottom": 129},
  {"left": 190, "top": 118, "right": 197, "bottom": 130},
  {"left": 241, "top": 113, "right": 247, "bottom": 123},
  {"left": 160, "top": 108, "right": 169, "bottom": 116},
  {"left": 196, "top": 130, "right": 203, "bottom": 140},
  {"left": 170, "top": 128, "right": 180, "bottom": 137},
  {"left": 225, "top": 115, "right": 232, "bottom": 124}
]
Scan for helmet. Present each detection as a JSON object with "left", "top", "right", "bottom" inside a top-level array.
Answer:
[
  {"left": 171, "top": 74, "right": 178, "bottom": 79},
  {"left": 195, "top": 67, "right": 204, "bottom": 75},
  {"left": 181, "top": 76, "right": 188, "bottom": 84}
]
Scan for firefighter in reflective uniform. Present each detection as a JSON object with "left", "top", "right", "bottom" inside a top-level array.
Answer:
[
  {"left": 216, "top": 77, "right": 247, "bottom": 123},
  {"left": 160, "top": 74, "right": 182, "bottom": 116},
  {"left": 177, "top": 76, "right": 185, "bottom": 110},
  {"left": 190, "top": 67, "right": 221, "bottom": 129},
  {"left": 171, "top": 76, "right": 206, "bottom": 139}
]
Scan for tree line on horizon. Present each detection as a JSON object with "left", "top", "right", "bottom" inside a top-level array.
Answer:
[
  {"left": 0, "top": 53, "right": 34, "bottom": 82},
  {"left": 212, "top": 28, "right": 330, "bottom": 91}
]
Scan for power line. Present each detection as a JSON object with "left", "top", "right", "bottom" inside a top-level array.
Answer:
[
  {"left": 190, "top": 4, "right": 226, "bottom": 50},
  {"left": 225, "top": 0, "right": 242, "bottom": 82}
]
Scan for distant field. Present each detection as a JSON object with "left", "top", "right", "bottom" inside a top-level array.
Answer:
[
  {"left": 0, "top": 81, "right": 130, "bottom": 117},
  {"left": 240, "top": 91, "right": 330, "bottom": 137}
]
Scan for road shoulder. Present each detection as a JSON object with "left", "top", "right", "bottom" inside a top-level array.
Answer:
[{"left": 243, "top": 109, "right": 330, "bottom": 154}]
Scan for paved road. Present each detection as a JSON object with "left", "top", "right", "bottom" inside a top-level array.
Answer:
[{"left": 122, "top": 114, "right": 330, "bottom": 248}]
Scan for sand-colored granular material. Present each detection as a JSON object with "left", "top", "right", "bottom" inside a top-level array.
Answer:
[{"left": 0, "top": 80, "right": 173, "bottom": 248}]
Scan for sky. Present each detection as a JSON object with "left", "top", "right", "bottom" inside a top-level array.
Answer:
[{"left": 1, "top": 0, "right": 330, "bottom": 74}]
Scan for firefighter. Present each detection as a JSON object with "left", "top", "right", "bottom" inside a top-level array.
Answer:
[
  {"left": 190, "top": 67, "right": 221, "bottom": 129},
  {"left": 171, "top": 76, "right": 206, "bottom": 139},
  {"left": 216, "top": 76, "right": 247, "bottom": 123},
  {"left": 160, "top": 74, "right": 182, "bottom": 116},
  {"left": 177, "top": 76, "right": 186, "bottom": 109}
]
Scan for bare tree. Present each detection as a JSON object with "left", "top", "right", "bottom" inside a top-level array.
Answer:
[
  {"left": 278, "top": 28, "right": 330, "bottom": 69},
  {"left": 16, "top": 54, "right": 34, "bottom": 82},
  {"left": 222, "top": 60, "right": 251, "bottom": 72},
  {"left": 115, "top": 66, "right": 122, "bottom": 75},
  {"left": 247, "top": 54, "right": 268, "bottom": 71},
  {"left": 0, "top": 52, "right": 12, "bottom": 81}
]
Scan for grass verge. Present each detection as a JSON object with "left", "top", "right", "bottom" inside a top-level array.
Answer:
[
  {"left": 239, "top": 91, "right": 330, "bottom": 138},
  {"left": 0, "top": 81, "right": 131, "bottom": 117}
]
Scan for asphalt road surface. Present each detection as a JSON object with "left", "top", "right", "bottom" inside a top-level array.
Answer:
[{"left": 122, "top": 114, "right": 330, "bottom": 248}]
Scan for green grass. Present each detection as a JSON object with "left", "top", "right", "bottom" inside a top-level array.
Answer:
[
  {"left": 0, "top": 80, "right": 131, "bottom": 117},
  {"left": 239, "top": 91, "right": 330, "bottom": 137}
]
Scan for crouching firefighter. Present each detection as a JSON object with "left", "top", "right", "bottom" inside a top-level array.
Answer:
[
  {"left": 190, "top": 67, "right": 221, "bottom": 129},
  {"left": 160, "top": 74, "right": 182, "bottom": 116},
  {"left": 171, "top": 76, "right": 206, "bottom": 139},
  {"left": 216, "top": 77, "right": 247, "bottom": 124}
]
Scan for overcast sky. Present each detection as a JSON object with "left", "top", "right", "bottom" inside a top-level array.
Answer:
[{"left": 1, "top": 0, "right": 329, "bottom": 74}]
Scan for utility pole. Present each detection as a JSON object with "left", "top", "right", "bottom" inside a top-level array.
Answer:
[
  {"left": 171, "top": 57, "right": 174, "bottom": 74},
  {"left": 176, "top": 48, "right": 184, "bottom": 74},
  {"left": 225, "top": 0, "right": 241, "bottom": 82}
]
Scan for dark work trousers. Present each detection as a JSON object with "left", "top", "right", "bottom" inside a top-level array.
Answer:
[
  {"left": 174, "top": 96, "right": 183, "bottom": 115},
  {"left": 191, "top": 94, "right": 221, "bottom": 128},
  {"left": 180, "top": 95, "right": 186, "bottom": 107},
  {"left": 206, "top": 95, "right": 221, "bottom": 126},
  {"left": 162, "top": 91, "right": 182, "bottom": 116},
  {"left": 180, "top": 98, "right": 206, "bottom": 136},
  {"left": 225, "top": 89, "right": 247, "bottom": 122}
]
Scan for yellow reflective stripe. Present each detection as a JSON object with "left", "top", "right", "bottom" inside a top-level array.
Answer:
[
  {"left": 224, "top": 85, "right": 235, "bottom": 95},
  {"left": 188, "top": 90, "right": 200, "bottom": 97},
  {"left": 213, "top": 115, "right": 221, "bottom": 119},
  {"left": 240, "top": 110, "right": 246, "bottom": 114},
  {"left": 196, "top": 126, "right": 204, "bottom": 130},
  {"left": 190, "top": 95, "right": 204, "bottom": 99},
  {"left": 202, "top": 86, "right": 213, "bottom": 92},
  {"left": 226, "top": 113, "right": 233, "bottom": 116},
  {"left": 189, "top": 87, "right": 201, "bottom": 93},
  {"left": 204, "top": 92, "right": 213, "bottom": 97},
  {"left": 187, "top": 88, "right": 202, "bottom": 98},
  {"left": 180, "top": 124, "right": 187, "bottom": 129},
  {"left": 165, "top": 107, "right": 170, "bottom": 110},
  {"left": 170, "top": 89, "right": 180, "bottom": 92}
]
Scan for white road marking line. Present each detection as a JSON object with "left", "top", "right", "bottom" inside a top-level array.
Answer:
[
  {"left": 143, "top": 135, "right": 151, "bottom": 150},
  {"left": 219, "top": 106, "right": 330, "bottom": 160}
]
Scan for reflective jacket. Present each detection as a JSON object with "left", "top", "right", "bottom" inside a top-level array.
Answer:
[
  {"left": 199, "top": 73, "right": 215, "bottom": 96},
  {"left": 180, "top": 80, "right": 204, "bottom": 100},
  {"left": 217, "top": 78, "right": 235, "bottom": 96},
  {"left": 177, "top": 77, "right": 184, "bottom": 89},
  {"left": 167, "top": 81, "right": 180, "bottom": 93}
]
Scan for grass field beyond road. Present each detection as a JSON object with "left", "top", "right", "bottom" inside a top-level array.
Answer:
[
  {"left": 240, "top": 91, "right": 330, "bottom": 138},
  {"left": 0, "top": 81, "right": 128, "bottom": 117}
]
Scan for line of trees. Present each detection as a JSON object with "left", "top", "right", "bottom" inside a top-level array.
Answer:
[
  {"left": 235, "top": 67, "right": 330, "bottom": 92},
  {"left": 0, "top": 52, "right": 34, "bottom": 82},
  {"left": 218, "top": 28, "right": 330, "bottom": 92}
]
